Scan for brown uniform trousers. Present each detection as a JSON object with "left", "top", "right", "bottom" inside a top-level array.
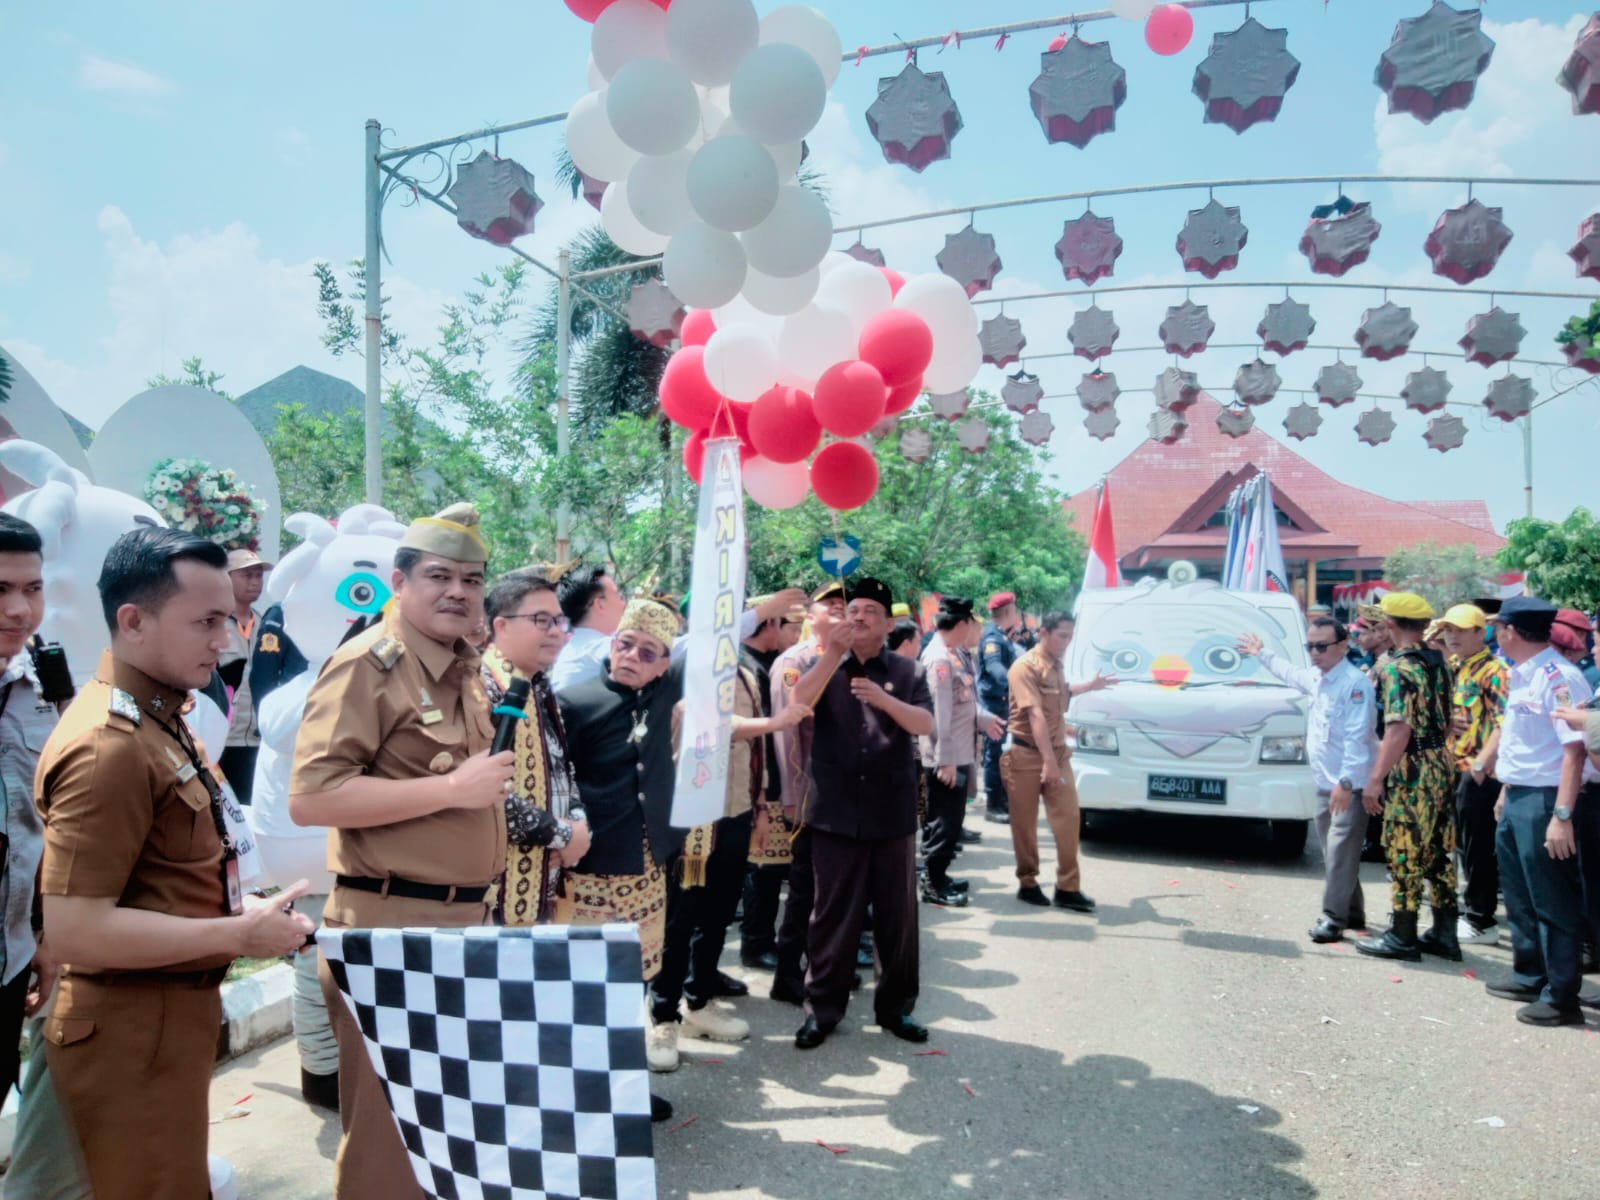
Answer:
[{"left": 1001, "top": 743, "right": 1082, "bottom": 892}]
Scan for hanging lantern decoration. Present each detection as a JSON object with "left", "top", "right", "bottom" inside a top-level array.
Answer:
[
  {"left": 1029, "top": 35, "right": 1127, "bottom": 149},
  {"left": 1019, "top": 409, "right": 1055, "bottom": 446},
  {"left": 1154, "top": 366, "right": 1200, "bottom": 412},
  {"left": 624, "top": 278, "right": 685, "bottom": 348},
  {"left": 1083, "top": 406, "right": 1121, "bottom": 441},
  {"left": 1148, "top": 408, "right": 1188, "bottom": 445},
  {"left": 1569, "top": 213, "right": 1600, "bottom": 281},
  {"left": 1258, "top": 298, "right": 1316, "bottom": 356},
  {"left": 898, "top": 425, "right": 933, "bottom": 463},
  {"left": 1355, "top": 406, "right": 1397, "bottom": 447},
  {"left": 1484, "top": 374, "right": 1535, "bottom": 422},
  {"left": 578, "top": 169, "right": 608, "bottom": 212},
  {"left": 846, "top": 242, "right": 887, "bottom": 268},
  {"left": 446, "top": 151, "right": 544, "bottom": 246},
  {"left": 866, "top": 63, "right": 963, "bottom": 173},
  {"left": 979, "top": 315, "right": 1027, "bottom": 368},
  {"left": 927, "top": 389, "right": 971, "bottom": 421},
  {"left": 1355, "top": 301, "right": 1418, "bottom": 361},
  {"left": 1076, "top": 370, "right": 1121, "bottom": 412},
  {"left": 1002, "top": 369, "right": 1045, "bottom": 414},
  {"left": 1176, "top": 199, "right": 1248, "bottom": 279},
  {"left": 1233, "top": 358, "right": 1281, "bottom": 406},
  {"left": 1556, "top": 12, "right": 1600, "bottom": 116},
  {"left": 936, "top": 223, "right": 1002, "bottom": 298},
  {"left": 1056, "top": 210, "right": 1123, "bottom": 286},
  {"left": 1314, "top": 361, "right": 1363, "bottom": 408},
  {"left": 1425, "top": 199, "right": 1513, "bottom": 285},
  {"left": 1402, "top": 366, "right": 1453, "bottom": 413},
  {"left": 1069, "top": 304, "right": 1120, "bottom": 361},
  {"left": 1459, "top": 307, "right": 1526, "bottom": 366},
  {"left": 1425, "top": 413, "right": 1468, "bottom": 452},
  {"left": 955, "top": 416, "right": 991, "bottom": 453},
  {"left": 1282, "top": 402, "right": 1323, "bottom": 441},
  {"left": 1159, "top": 300, "right": 1215, "bottom": 358},
  {"left": 1564, "top": 339, "right": 1600, "bottom": 376},
  {"left": 1299, "top": 199, "right": 1382, "bottom": 277},
  {"left": 868, "top": 413, "right": 902, "bottom": 440},
  {"left": 1217, "top": 406, "right": 1256, "bottom": 438},
  {"left": 1375, "top": 1, "right": 1495, "bottom": 124},
  {"left": 1191, "top": 17, "right": 1301, "bottom": 134}
]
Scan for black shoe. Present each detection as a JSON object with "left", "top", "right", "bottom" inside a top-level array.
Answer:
[
  {"left": 985, "top": 810, "right": 1010, "bottom": 825},
  {"left": 709, "top": 970, "right": 749, "bottom": 998},
  {"left": 959, "top": 828, "right": 982, "bottom": 844},
  {"left": 1418, "top": 910, "right": 1463, "bottom": 962},
  {"left": 1485, "top": 978, "right": 1542, "bottom": 1003},
  {"left": 1516, "top": 1000, "right": 1584, "bottom": 1027},
  {"left": 651, "top": 1092, "right": 673, "bottom": 1122},
  {"left": 1017, "top": 885, "right": 1050, "bottom": 907},
  {"left": 769, "top": 976, "right": 805, "bottom": 1005},
  {"left": 1308, "top": 915, "right": 1343, "bottom": 944},
  {"left": 946, "top": 878, "right": 970, "bottom": 893},
  {"left": 795, "top": 1017, "right": 832, "bottom": 1049},
  {"left": 1053, "top": 889, "right": 1096, "bottom": 913},
  {"left": 301, "top": 1068, "right": 339, "bottom": 1112},
  {"left": 741, "top": 949, "right": 779, "bottom": 971},
  {"left": 1356, "top": 911, "right": 1422, "bottom": 962},
  {"left": 878, "top": 1014, "right": 930, "bottom": 1043},
  {"left": 921, "top": 879, "right": 970, "bottom": 907}
]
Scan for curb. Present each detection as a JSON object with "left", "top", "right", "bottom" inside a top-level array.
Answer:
[{"left": 217, "top": 961, "right": 296, "bottom": 1063}]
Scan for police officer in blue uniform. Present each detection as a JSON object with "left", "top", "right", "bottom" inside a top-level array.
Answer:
[{"left": 978, "top": 592, "right": 1022, "bottom": 825}]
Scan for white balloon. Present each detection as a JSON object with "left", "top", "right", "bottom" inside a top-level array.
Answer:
[
  {"left": 922, "top": 334, "right": 982, "bottom": 393},
  {"left": 1109, "top": 0, "right": 1161, "bottom": 19},
  {"left": 663, "top": 221, "right": 748, "bottom": 309},
  {"left": 818, "top": 250, "right": 854, "bottom": 276},
  {"left": 777, "top": 303, "right": 855, "bottom": 386},
  {"left": 625, "top": 149, "right": 695, "bottom": 237},
  {"left": 591, "top": 0, "right": 668, "bottom": 79},
  {"left": 743, "top": 454, "right": 810, "bottom": 509},
  {"left": 713, "top": 293, "right": 784, "bottom": 339},
  {"left": 606, "top": 57, "right": 700, "bottom": 156},
  {"left": 894, "top": 273, "right": 979, "bottom": 340},
  {"left": 759, "top": 4, "right": 844, "bottom": 88},
  {"left": 586, "top": 55, "right": 606, "bottom": 91},
  {"left": 601, "top": 182, "right": 670, "bottom": 256},
  {"left": 689, "top": 89, "right": 730, "bottom": 150},
  {"left": 704, "top": 324, "right": 779, "bottom": 402},
  {"left": 728, "top": 43, "right": 826, "bottom": 145},
  {"left": 686, "top": 135, "right": 779, "bottom": 233},
  {"left": 815, "top": 261, "right": 892, "bottom": 332},
  {"left": 742, "top": 264, "right": 819, "bottom": 315},
  {"left": 766, "top": 139, "right": 804, "bottom": 181},
  {"left": 741, "top": 185, "right": 832, "bottom": 278},
  {"left": 565, "top": 90, "right": 639, "bottom": 182},
  {"left": 665, "top": 0, "right": 760, "bottom": 86}
]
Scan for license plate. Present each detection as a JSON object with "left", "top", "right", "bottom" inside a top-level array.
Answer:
[{"left": 1147, "top": 774, "right": 1227, "bottom": 805}]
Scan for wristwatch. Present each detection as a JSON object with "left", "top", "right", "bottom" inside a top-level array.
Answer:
[
  {"left": 1554, "top": 805, "right": 1573, "bottom": 822},
  {"left": 1471, "top": 759, "right": 1487, "bottom": 774},
  {"left": 1337, "top": 777, "right": 1354, "bottom": 792}
]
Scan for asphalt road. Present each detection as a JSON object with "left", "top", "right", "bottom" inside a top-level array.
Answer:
[{"left": 209, "top": 811, "right": 1600, "bottom": 1200}]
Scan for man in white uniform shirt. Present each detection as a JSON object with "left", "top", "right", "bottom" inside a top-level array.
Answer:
[{"left": 1240, "top": 616, "right": 1376, "bottom": 944}]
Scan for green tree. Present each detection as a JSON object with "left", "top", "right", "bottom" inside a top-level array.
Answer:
[
  {"left": 1498, "top": 508, "right": 1600, "bottom": 613},
  {"left": 146, "top": 355, "right": 232, "bottom": 399},
  {"left": 1557, "top": 298, "right": 1600, "bottom": 365},
  {"left": 1381, "top": 541, "right": 1502, "bottom": 613},
  {"left": 0, "top": 349, "right": 13, "bottom": 405}
]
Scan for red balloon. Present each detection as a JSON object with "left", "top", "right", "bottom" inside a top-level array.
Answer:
[
  {"left": 680, "top": 308, "right": 716, "bottom": 348},
  {"left": 858, "top": 309, "right": 934, "bottom": 388},
  {"left": 683, "top": 429, "right": 707, "bottom": 484},
  {"left": 879, "top": 267, "right": 906, "bottom": 297},
  {"left": 748, "top": 385, "right": 822, "bottom": 463},
  {"left": 812, "top": 360, "right": 888, "bottom": 438},
  {"left": 658, "top": 346, "right": 724, "bottom": 431},
  {"left": 708, "top": 403, "right": 757, "bottom": 458},
  {"left": 810, "top": 441, "right": 880, "bottom": 511},
  {"left": 1048, "top": 33, "right": 1068, "bottom": 52},
  {"left": 564, "top": 0, "right": 668, "bottom": 20},
  {"left": 884, "top": 375, "right": 923, "bottom": 415},
  {"left": 1145, "top": 4, "right": 1194, "bottom": 55}
]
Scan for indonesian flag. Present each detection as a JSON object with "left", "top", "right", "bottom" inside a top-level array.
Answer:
[{"left": 1082, "top": 481, "right": 1120, "bottom": 590}]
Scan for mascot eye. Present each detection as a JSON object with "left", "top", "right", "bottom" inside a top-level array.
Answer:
[
  {"left": 1203, "top": 646, "right": 1243, "bottom": 674},
  {"left": 1110, "top": 648, "right": 1145, "bottom": 673},
  {"left": 336, "top": 572, "right": 390, "bottom": 615}
]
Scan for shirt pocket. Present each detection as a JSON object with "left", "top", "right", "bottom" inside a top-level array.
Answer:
[{"left": 150, "top": 774, "right": 220, "bottom": 864}]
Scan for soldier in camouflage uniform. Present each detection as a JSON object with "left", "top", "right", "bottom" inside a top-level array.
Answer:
[{"left": 1357, "top": 592, "right": 1460, "bottom": 964}]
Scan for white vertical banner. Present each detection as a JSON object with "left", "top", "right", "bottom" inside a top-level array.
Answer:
[{"left": 670, "top": 437, "right": 747, "bottom": 828}]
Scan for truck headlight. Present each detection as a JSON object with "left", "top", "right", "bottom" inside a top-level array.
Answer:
[
  {"left": 1073, "top": 724, "right": 1120, "bottom": 755},
  {"left": 1260, "top": 736, "right": 1307, "bottom": 763}
]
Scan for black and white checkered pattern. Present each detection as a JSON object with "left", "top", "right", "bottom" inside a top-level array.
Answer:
[{"left": 319, "top": 924, "right": 656, "bottom": 1200}]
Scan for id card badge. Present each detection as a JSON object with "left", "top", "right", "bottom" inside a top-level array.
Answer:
[{"left": 223, "top": 857, "right": 244, "bottom": 916}]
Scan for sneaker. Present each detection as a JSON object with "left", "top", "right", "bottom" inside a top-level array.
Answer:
[
  {"left": 1515, "top": 1000, "right": 1584, "bottom": 1027},
  {"left": 1458, "top": 918, "right": 1499, "bottom": 946},
  {"left": 1485, "top": 978, "right": 1541, "bottom": 1003},
  {"left": 683, "top": 1003, "right": 750, "bottom": 1043},
  {"left": 646, "top": 1021, "right": 681, "bottom": 1073}
]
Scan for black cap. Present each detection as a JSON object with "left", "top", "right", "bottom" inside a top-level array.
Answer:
[
  {"left": 1493, "top": 595, "right": 1557, "bottom": 637},
  {"left": 937, "top": 595, "right": 975, "bottom": 622},
  {"left": 847, "top": 576, "right": 894, "bottom": 614}
]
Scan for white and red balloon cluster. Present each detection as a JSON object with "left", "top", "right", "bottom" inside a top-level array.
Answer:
[{"left": 658, "top": 251, "right": 983, "bottom": 512}]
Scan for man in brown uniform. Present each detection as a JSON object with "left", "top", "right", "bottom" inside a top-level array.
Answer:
[
  {"left": 36, "top": 526, "right": 312, "bottom": 1200},
  {"left": 291, "top": 504, "right": 514, "bottom": 1200}
]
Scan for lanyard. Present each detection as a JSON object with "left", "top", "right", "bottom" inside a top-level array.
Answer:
[{"left": 159, "top": 717, "right": 237, "bottom": 862}]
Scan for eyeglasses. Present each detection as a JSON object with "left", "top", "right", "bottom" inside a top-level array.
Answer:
[
  {"left": 502, "top": 612, "right": 570, "bottom": 632},
  {"left": 1305, "top": 640, "right": 1343, "bottom": 652},
  {"left": 614, "top": 637, "right": 662, "bottom": 664}
]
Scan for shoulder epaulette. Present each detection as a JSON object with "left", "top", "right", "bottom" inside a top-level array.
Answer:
[
  {"left": 368, "top": 636, "right": 406, "bottom": 671},
  {"left": 107, "top": 687, "right": 141, "bottom": 726}
]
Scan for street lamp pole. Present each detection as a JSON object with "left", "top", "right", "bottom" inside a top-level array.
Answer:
[
  {"left": 555, "top": 248, "right": 573, "bottom": 561},
  {"left": 363, "top": 118, "right": 383, "bottom": 505}
]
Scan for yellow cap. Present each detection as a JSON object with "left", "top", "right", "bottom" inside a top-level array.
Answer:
[
  {"left": 400, "top": 503, "right": 488, "bottom": 563},
  {"left": 1379, "top": 591, "right": 1435, "bottom": 620},
  {"left": 1439, "top": 603, "right": 1487, "bottom": 631}
]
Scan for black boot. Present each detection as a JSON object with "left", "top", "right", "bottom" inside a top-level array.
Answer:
[
  {"left": 1356, "top": 910, "right": 1422, "bottom": 962},
  {"left": 1418, "top": 908, "right": 1463, "bottom": 961}
]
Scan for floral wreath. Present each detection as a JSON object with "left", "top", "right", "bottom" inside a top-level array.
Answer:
[{"left": 145, "top": 457, "right": 262, "bottom": 551}]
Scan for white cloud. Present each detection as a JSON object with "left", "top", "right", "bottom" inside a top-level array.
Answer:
[{"left": 76, "top": 53, "right": 176, "bottom": 97}]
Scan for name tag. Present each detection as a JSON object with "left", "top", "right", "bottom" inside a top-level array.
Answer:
[
  {"left": 421, "top": 709, "right": 444, "bottom": 726},
  {"left": 176, "top": 761, "right": 198, "bottom": 784}
]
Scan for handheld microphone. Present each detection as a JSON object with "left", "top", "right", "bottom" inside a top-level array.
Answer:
[{"left": 490, "top": 677, "right": 532, "bottom": 756}]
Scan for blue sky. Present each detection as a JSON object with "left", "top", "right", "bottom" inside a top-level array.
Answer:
[{"left": 2, "top": 1, "right": 1597, "bottom": 531}]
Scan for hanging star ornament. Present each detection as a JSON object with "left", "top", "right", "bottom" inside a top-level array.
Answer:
[
  {"left": 1233, "top": 359, "right": 1281, "bottom": 406},
  {"left": 1425, "top": 199, "right": 1513, "bottom": 285},
  {"left": 1557, "top": 12, "right": 1600, "bottom": 116},
  {"left": 1564, "top": 339, "right": 1600, "bottom": 376},
  {"left": 1299, "top": 200, "right": 1382, "bottom": 277},
  {"left": 624, "top": 279, "right": 685, "bottom": 349},
  {"left": 846, "top": 242, "right": 887, "bottom": 268},
  {"left": 1069, "top": 304, "right": 1120, "bottom": 361},
  {"left": 1159, "top": 301, "right": 1215, "bottom": 358},
  {"left": 868, "top": 413, "right": 901, "bottom": 440},
  {"left": 979, "top": 315, "right": 1027, "bottom": 368},
  {"left": 1282, "top": 402, "right": 1323, "bottom": 441},
  {"left": 1083, "top": 406, "right": 1121, "bottom": 441},
  {"left": 446, "top": 151, "right": 543, "bottom": 246},
  {"left": 1355, "top": 406, "right": 1397, "bottom": 447},
  {"left": 1148, "top": 408, "right": 1188, "bottom": 445},
  {"left": 1459, "top": 307, "right": 1526, "bottom": 366},
  {"left": 1055, "top": 211, "right": 1123, "bottom": 286},
  {"left": 1569, "top": 214, "right": 1600, "bottom": 281},
  {"left": 1019, "top": 409, "right": 1055, "bottom": 446},
  {"left": 926, "top": 390, "right": 972, "bottom": 422},
  {"left": 1375, "top": 1, "right": 1495, "bottom": 124},
  {"left": 955, "top": 416, "right": 991, "bottom": 453},
  {"left": 1355, "top": 302, "right": 1418, "bottom": 361},
  {"left": 1258, "top": 298, "right": 1316, "bottom": 356},
  {"left": 1076, "top": 371, "right": 1121, "bottom": 412},
  {"left": 1425, "top": 413, "right": 1468, "bottom": 452},
  {"left": 1192, "top": 16, "right": 1301, "bottom": 134},
  {"left": 1177, "top": 199, "right": 1248, "bottom": 279},
  {"left": 1484, "top": 374, "right": 1535, "bottom": 422},
  {"left": 578, "top": 169, "right": 607, "bottom": 212},
  {"left": 936, "top": 224, "right": 1002, "bottom": 298},
  {"left": 898, "top": 425, "right": 933, "bottom": 463},
  {"left": 1217, "top": 406, "right": 1256, "bottom": 438},
  {"left": 1030, "top": 35, "right": 1127, "bottom": 149},
  {"left": 1002, "top": 370, "right": 1045, "bottom": 414},
  {"left": 1314, "top": 361, "right": 1363, "bottom": 408},
  {"left": 1402, "top": 366, "right": 1453, "bottom": 414},
  {"left": 866, "top": 63, "right": 964, "bottom": 173},
  {"left": 1154, "top": 366, "right": 1200, "bottom": 412}
]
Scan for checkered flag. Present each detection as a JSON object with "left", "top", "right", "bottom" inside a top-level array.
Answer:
[{"left": 319, "top": 924, "right": 656, "bottom": 1200}]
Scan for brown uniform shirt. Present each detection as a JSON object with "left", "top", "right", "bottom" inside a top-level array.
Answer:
[
  {"left": 35, "top": 651, "right": 232, "bottom": 975},
  {"left": 291, "top": 607, "right": 502, "bottom": 887},
  {"left": 1007, "top": 645, "right": 1067, "bottom": 748}
]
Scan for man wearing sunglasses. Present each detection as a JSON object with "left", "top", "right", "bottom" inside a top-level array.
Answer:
[{"left": 1239, "top": 617, "right": 1376, "bottom": 944}]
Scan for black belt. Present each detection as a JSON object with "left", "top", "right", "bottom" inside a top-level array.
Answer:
[
  {"left": 1012, "top": 737, "right": 1036, "bottom": 750},
  {"left": 1413, "top": 734, "right": 1447, "bottom": 751},
  {"left": 75, "top": 966, "right": 229, "bottom": 988},
  {"left": 336, "top": 874, "right": 491, "bottom": 903}
]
